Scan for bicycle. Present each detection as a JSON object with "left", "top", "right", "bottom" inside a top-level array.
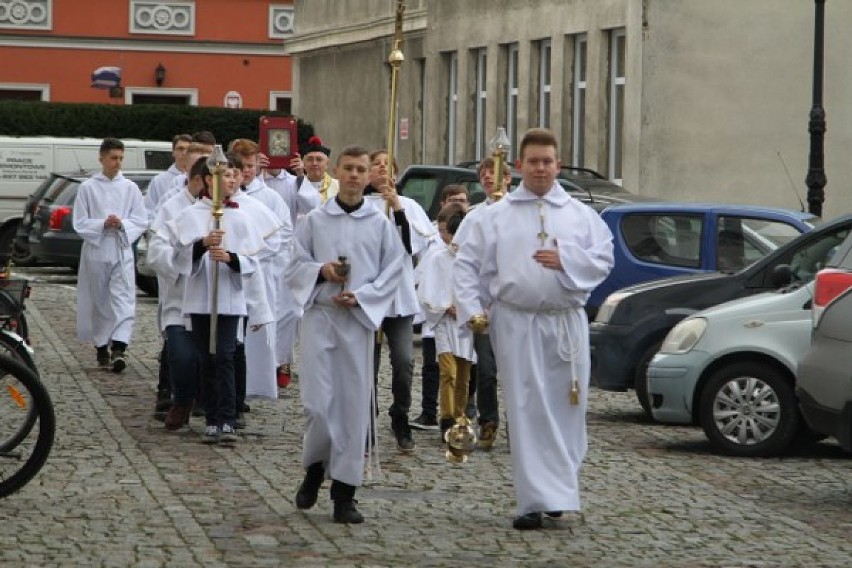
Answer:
[
  {"left": 0, "top": 353, "right": 54, "bottom": 497},
  {"left": 0, "top": 277, "right": 36, "bottom": 373}
]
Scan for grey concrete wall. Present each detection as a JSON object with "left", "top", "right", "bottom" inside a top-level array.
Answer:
[{"left": 640, "top": 0, "right": 852, "bottom": 218}]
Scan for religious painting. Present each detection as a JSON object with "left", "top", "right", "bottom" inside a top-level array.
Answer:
[{"left": 259, "top": 116, "right": 298, "bottom": 169}]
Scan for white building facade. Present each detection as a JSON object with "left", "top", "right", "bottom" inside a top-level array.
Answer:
[{"left": 286, "top": 0, "right": 852, "bottom": 218}]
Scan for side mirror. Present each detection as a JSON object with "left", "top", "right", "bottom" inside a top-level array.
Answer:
[{"left": 770, "top": 264, "right": 793, "bottom": 288}]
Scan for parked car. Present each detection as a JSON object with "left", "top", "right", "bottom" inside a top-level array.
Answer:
[
  {"left": 26, "top": 170, "right": 161, "bottom": 295},
  {"left": 397, "top": 164, "right": 655, "bottom": 219},
  {"left": 587, "top": 203, "right": 814, "bottom": 314},
  {"left": 796, "top": 232, "right": 852, "bottom": 453},
  {"left": 591, "top": 213, "right": 852, "bottom": 416},
  {"left": 647, "top": 281, "right": 819, "bottom": 457}
]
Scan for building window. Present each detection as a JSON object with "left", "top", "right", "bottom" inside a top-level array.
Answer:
[
  {"left": 125, "top": 87, "right": 198, "bottom": 105},
  {"left": 538, "top": 39, "right": 551, "bottom": 129},
  {"left": 474, "top": 47, "right": 487, "bottom": 161},
  {"left": 268, "top": 5, "right": 294, "bottom": 39},
  {"left": 505, "top": 43, "right": 519, "bottom": 160},
  {"left": 130, "top": 0, "right": 195, "bottom": 36},
  {"left": 445, "top": 51, "right": 458, "bottom": 164},
  {"left": 608, "top": 28, "right": 626, "bottom": 184},
  {"left": 0, "top": 83, "right": 49, "bottom": 101},
  {"left": 269, "top": 91, "right": 292, "bottom": 113},
  {"left": 572, "top": 34, "right": 587, "bottom": 168}
]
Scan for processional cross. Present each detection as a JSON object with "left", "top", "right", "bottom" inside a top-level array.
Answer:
[{"left": 537, "top": 201, "right": 549, "bottom": 246}]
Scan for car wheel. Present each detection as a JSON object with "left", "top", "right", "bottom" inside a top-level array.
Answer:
[
  {"left": 698, "top": 362, "right": 799, "bottom": 457},
  {"left": 634, "top": 340, "right": 662, "bottom": 419}
]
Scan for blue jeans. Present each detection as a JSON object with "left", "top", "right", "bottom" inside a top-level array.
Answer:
[
  {"left": 474, "top": 332, "right": 499, "bottom": 425},
  {"left": 165, "top": 325, "right": 201, "bottom": 405},
  {"left": 373, "top": 315, "right": 414, "bottom": 425},
  {"left": 190, "top": 314, "right": 239, "bottom": 427}
]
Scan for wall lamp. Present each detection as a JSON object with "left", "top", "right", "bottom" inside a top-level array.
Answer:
[{"left": 155, "top": 63, "right": 166, "bottom": 87}]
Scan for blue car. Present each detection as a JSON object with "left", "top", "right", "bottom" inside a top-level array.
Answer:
[{"left": 588, "top": 202, "right": 816, "bottom": 317}]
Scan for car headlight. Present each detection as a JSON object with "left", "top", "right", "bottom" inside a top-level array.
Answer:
[
  {"left": 659, "top": 317, "right": 707, "bottom": 354},
  {"left": 594, "top": 291, "right": 633, "bottom": 324}
]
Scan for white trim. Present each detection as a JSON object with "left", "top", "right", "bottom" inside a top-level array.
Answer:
[
  {"left": 608, "top": 28, "right": 626, "bottom": 184},
  {"left": 447, "top": 51, "right": 457, "bottom": 164},
  {"left": 269, "top": 90, "right": 292, "bottom": 111},
  {"left": 474, "top": 48, "right": 487, "bottom": 161},
  {"left": 572, "top": 34, "right": 587, "bottom": 168},
  {"left": 0, "top": 82, "right": 49, "bottom": 101},
  {"left": 506, "top": 43, "right": 519, "bottom": 160},
  {"left": 268, "top": 5, "right": 295, "bottom": 39},
  {"left": 0, "top": 0, "right": 51, "bottom": 30},
  {"left": 124, "top": 87, "right": 198, "bottom": 105},
  {"left": 538, "top": 39, "right": 551, "bottom": 129},
  {"left": 283, "top": 10, "right": 428, "bottom": 55},
  {"left": 0, "top": 35, "right": 287, "bottom": 56},
  {"left": 130, "top": 0, "right": 195, "bottom": 36}
]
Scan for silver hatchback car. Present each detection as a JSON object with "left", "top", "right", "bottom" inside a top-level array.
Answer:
[{"left": 647, "top": 281, "right": 819, "bottom": 457}]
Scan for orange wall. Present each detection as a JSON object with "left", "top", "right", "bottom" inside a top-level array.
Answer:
[
  {"left": 47, "top": 0, "right": 289, "bottom": 43},
  {"left": 2, "top": 47, "right": 292, "bottom": 109}
]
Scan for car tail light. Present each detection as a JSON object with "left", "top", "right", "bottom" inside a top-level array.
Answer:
[
  {"left": 48, "top": 206, "right": 72, "bottom": 231},
  {"left": 812, "top": 268, "right": 852, "bottom": 326}
]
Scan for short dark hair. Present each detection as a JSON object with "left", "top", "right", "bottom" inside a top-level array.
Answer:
[
  {"left": 440, "top": 184, "right": 468, "bottom": 203},
  {"left": 337, "top": 146, "right": 370, "bottom": 164},
  {"left": 99, "top": 137, "right": 124, "bottom": 154},
  {"left": 172, "top": 134, "right": 192, "bottom": 148},
  {"left": 192, "top": 130, "right": 217, "bottom": 145},
  {"left": 477, "top": 157, "right": 512, "bottom": 177},
  {"left": 519, "top": 128, "right": 558, "bottom": 159},
  {"left": 188, "top": 156, "right": 208, "bottom": 179},
  {"left": 437, "top": 203, "right": 466, "bottom": 235}
]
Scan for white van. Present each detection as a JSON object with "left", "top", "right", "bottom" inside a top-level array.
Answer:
[{"left": 0, "top": 135, "right": 172, "bottom": 254}]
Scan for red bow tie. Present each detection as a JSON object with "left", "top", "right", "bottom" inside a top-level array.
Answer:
[{"left": 223, "top": 198, "right": 239, "bottom": 209}]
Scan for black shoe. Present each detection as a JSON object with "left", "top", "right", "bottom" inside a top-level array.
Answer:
[
  {"left": 333, "top": 499, "right": 364, "bottom": 524},
  {"left": 241, "top": 402, "right": 251, "bottom": 413},
  {"left": 545, "top": 511, "right": 563, "bottom": 518},
  {"left": 96, "top": 346, "right": 110, "bottom": 368},
  {"left": 513, "top": 512, "right": 543, "bottom": 530},
  {"left": 154, "top": 389, "right": 172, "bottom": 413},
  {"left": 410, "top": 413, "right": 439, "bottom": 431},
  {"left": 295, "top": 464, "right": 324, "bottom": 510},
  {"left": 393, "top": 422, "right": 416, "bottom": 453},
  {"left": 111, "top": 349, "right": 126, "bottom": 373},
  {"left": 234, "top": 412, "right": 246, "bottom": 430}
]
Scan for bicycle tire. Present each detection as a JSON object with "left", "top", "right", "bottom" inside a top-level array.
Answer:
[
  {"left": 0, "top": 329, "right": 37, "bottom": 374},
  {"left": 0, "top": 354, "right": 54, "bottom": 498}
]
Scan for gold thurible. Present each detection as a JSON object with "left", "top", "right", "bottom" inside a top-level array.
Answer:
[
  {"left": 468, "top": 313, "right": 488, "bottom": 334},
  {"left": 444, "top": 415, "right": 477, "bottom": 464}
]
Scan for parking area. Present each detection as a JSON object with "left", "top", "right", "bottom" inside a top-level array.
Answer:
[{"left": 2, "top": 266, "right": 851, "bottom": 567}]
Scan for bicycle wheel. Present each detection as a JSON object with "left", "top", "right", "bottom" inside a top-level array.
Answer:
[
  {"left": 0, "top": 329, "right": 37, "bottom": 374},
  {"left": 0, "top": 354, "right": 54, "bottom": 498}
]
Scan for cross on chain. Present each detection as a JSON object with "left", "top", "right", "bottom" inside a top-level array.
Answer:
[{"left": 536, "top": 201, "right": 549, "bottom": 247}]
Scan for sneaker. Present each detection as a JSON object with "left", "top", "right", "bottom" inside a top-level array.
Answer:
[
  {"left": 277, "top": 364, "right": 291, "bottom": 388},
  {"left": 111, "top": 349, "right": 127, "bottom": 373},
  {"left": 410, "top": 413, "right": 439, "bottom": 431},
  {"left": 96, "top": 346, "right": 110, "bottom": 368},
  {"left": 219, "top": 423, "right": 238, "bottom": 445},
  {"left": 478, "top": 422, "right": 497, "bottom": 451},
  {"left": 393, "top": 423, "right": 416, "bottom": 453},
  {"left": 201, "top": 425, "right": 219, "bottom": 444}
]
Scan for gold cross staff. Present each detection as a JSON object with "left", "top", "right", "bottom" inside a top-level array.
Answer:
[{"left": 537, "top": 202, "right": 549, "bottom": 246}]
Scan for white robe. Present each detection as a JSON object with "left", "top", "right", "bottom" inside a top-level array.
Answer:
[
  {"left": 143, "top": 163, "right": 181, "bottom": 224},
  {"left": 454, "top": 183, "right": 614, "bottom": 516},
  {"left": 363, "top": 193, "right": 435, "bottom": 317},
  {"left": 415, "top": 243, "right": 475, "bottom": 362},
  {"left": 286, "top": 197, "right": 405, "bottom": 487},
  {"left": 238, "top": 180, "right": 293, "bottom": 398},
  {"left": 72, "top": 171, "right": 148, "bottom": 346},
  {"left": 147, "top": 188, "right": 196, "bottom": 333}
]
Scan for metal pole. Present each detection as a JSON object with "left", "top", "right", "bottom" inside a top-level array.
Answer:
[{"left": 805, "top": 0, "right": 826, "bottom": 217}]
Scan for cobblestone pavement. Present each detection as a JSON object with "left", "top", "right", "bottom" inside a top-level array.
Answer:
[{"left": 1, "top": 267, "right": 851, "bottom": 567}]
